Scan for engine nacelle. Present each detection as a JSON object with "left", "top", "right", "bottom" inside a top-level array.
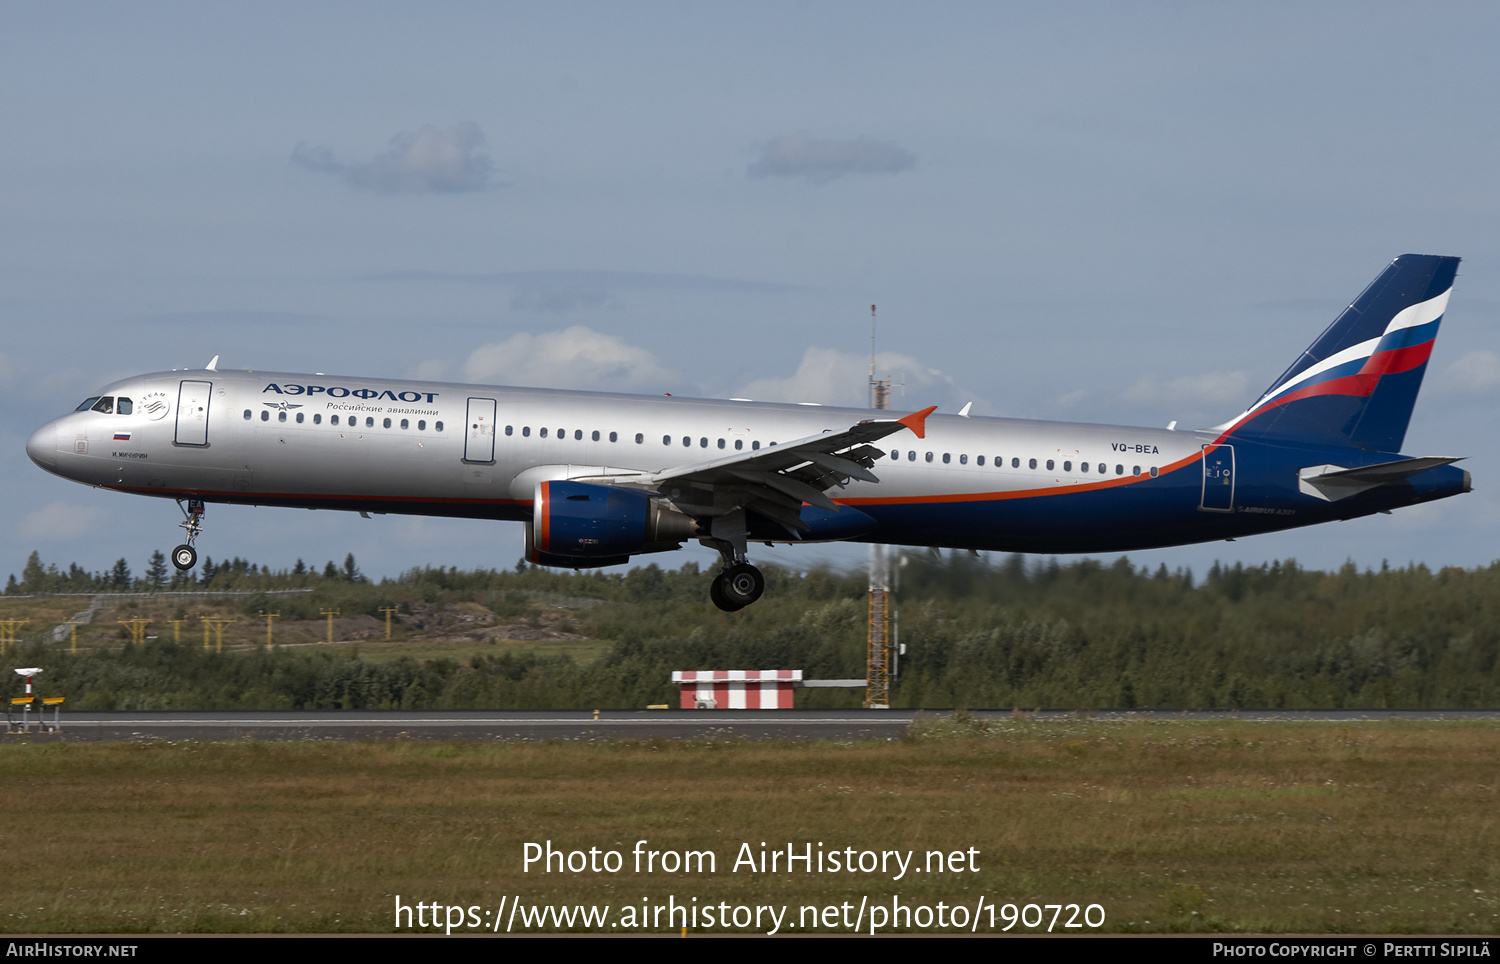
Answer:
[{"left": 527, "top": 480, "right": 696, "bottom": 569}]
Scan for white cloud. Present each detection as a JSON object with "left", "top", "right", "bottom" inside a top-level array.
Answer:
[
  {"left": 737, "top": 346, "right": 978, "bottom": 412},
  {"left": 293, "top": 122, "right": 493, "bottom": 193},
  {"left": 18, "top": 501, "right": 109, "bottom": 542},
  {"left": 410, "top": 359, "right": 449, "bottom": 382},
  {"left": 1440, "top": 349, "right": 1500, "bottom": 396},
  {"left": 747, "top": 132, "right": 916, "bottom": 184},
  {"left": 459, "top": 326, "right": 682, "bottom": 393}
]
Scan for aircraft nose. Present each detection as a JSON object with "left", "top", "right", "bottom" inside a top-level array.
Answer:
[{"left": 26, "top": 423, "right": 57, "bottom": 468}]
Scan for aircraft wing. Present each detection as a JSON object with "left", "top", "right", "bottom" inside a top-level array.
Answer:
[{"left": 637, "top": 405, "right": 936, "bottom": 535}]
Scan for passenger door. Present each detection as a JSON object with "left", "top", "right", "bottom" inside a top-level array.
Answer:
[{"left": 174, "top": 380, "right": 212, "bottom": 446}]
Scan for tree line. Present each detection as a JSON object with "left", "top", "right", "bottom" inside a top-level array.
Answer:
[{"left": 4, "top": 551, "right": 1498, "bottom": 709}]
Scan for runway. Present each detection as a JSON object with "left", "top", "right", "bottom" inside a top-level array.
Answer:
[{"left": 5, "top": 708, "right": 1498, "bottom": 742}]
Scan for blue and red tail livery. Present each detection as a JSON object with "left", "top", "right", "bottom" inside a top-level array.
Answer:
[
  {"left": 1217, "top": 254, "right": 1459, "bottom": 452},
  {"left": 28, "top": 254, "right": 1473, "bottom": 610}
]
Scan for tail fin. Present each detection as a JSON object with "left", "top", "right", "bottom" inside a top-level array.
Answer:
[{"left": 1218, "top": 253, "right": 1459, "bottom": 451}]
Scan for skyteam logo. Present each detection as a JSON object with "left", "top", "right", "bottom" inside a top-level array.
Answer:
[
  {"left": 264, "top": 383, "right": 440, "bottom": 403},
  {"left": 138, "top": 390, "right": 171, "bottom": 420}
]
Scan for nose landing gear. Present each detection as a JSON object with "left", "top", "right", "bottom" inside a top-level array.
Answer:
[{"left": 171, "top": 498, "right": 205, "bottom": 571}]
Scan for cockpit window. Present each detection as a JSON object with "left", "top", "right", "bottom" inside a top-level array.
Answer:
[
  {"left": 116, "top": 398, "right": 133, "bottom": 415},
  {"left": 75, "top": 397, "right": 102, "bottom": 412},
  {"left": 91, "top": 397, "right": 115, "bottom": 414}
]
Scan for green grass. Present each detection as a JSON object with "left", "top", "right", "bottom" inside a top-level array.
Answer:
[{"left": 0, "top": 718, "right": 1496, "bottom": 934}]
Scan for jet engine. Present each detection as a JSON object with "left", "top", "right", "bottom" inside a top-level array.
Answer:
[{"left": 526, "top": 480, "right": 698, "bottom": 569}]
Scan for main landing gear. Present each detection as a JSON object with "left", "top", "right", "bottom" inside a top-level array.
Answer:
[
  {"left": 710, "top": 562, "right": 765, "bottom": 612},
  {"left": 704, "top": 508, "right": 765, "bottom": 612},
  {"left": 707, "top": 529, "right": 765, "bottom": 611},
  {"left": 171, "top": 498, "right": 205, "bottom": 570}
]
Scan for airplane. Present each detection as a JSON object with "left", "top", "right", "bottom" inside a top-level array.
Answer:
[{"left": 26, "top": 254, "right": 1469, "bottom": 611}]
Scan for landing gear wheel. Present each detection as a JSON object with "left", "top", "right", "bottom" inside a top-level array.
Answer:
[
  {"left": 172, "top": 544, "right": 197, "bottom": 571},
  {"left": 709, "top": 576, "right": 744, "bottom": 612},
  {"left": 718, "top": 563, "right": 764, "bottom": 609}
]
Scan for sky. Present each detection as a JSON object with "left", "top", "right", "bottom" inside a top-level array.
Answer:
[{"left": 4, "top": 1, "right": 1500, "bottom": 587}]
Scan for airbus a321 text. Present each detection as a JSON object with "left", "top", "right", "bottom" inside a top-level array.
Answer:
[{"left": 27, "top": 255, "right": 1470, "bottom": 610}]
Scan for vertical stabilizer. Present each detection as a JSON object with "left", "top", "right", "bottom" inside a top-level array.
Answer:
[{"left": 1218, "top": 254, "right": 1459, "bottom": 452}]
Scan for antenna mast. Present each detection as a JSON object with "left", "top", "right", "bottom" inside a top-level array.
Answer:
[{"left": 866, "top": 304, "right": 892, "bottom": 709}]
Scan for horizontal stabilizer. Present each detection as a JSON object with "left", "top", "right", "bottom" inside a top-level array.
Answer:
[{"left": 1298, "top": 456, "right": 1463, "bottom": 502}]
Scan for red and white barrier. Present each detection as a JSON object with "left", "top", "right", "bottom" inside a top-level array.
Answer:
[{"left": 671, "top": 670, "right": 802, "bottom": 710}]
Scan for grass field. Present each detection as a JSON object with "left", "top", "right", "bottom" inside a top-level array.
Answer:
[{"left": 0, "top": 716, "right": 1495, "bottom": 934}]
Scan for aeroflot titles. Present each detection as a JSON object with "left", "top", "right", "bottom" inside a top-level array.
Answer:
[{"left": 262, "top": 383, "right": 441, "bottom": 403}]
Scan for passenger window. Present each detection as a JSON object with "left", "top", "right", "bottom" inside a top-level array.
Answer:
[
  {"left": 908, "top": 451, "right": 916, "bottom": 461},
  {"left": 717, "top": 439, "right": 725, "bottom": 449},
  {"left": 1013, "top": 458, "right": 1020, "bottom": 468},
  {"left": 942, "top": 453, "right": 950, "bottom": 464},
  {"left": 700, "top": 438, "right": 708, "bottom": 448},
  {"left": 435, "top": 421, "right": 444, "bottom": 431},
  {"left": 1150, "top": 466, "right": 1160, "bottom": 478},
  {"left": 297, "top": 412, "right": 305, "bottom": 424},
  {"left": 960, "top": 454, "right": 968, "bottom": 465},
  {"left": 575, "top": 430, "right": 583, "bottom": 440},
  {"left": 383, "top": 418, "right": 391, "bottom": 428},
  {"left": 608, "top": 432, "right": 617, "bottom": 442},
  {"left": 557, "top": 428, "right": 564, "bottom": 438},
  {"left": 243, "top": 410, "right": 251, "bottom": 420},
  {"left": 1115, "top": 464, "right": 1123, "bottom": 475},
  {"left": 504, "top": 425, "right": 513, "bottom": 436},
  {"left": 1063, "top": 461, "right": 1071, "bottom": 472},
  {"left": 1046, "top": 460, "right": 1055, "bottom": 471},
  {"left": 1028, "top": 458, "right": 1037, "bottom": 469},
  {"left": 116, "top": 398, "right": 133, "bottom": 415},
  {"left": 332, "top": 415, "right": 340, "bottom": 426},
  {"left": 541, "top": 428, "right": 549, "bottom": 438},
  {"left": 400, "top": 418, "right": 408, "bottom": 429},
  {"left": 522, "top": 426, "right": 529, "bottom": 436},
  {"left": 662, "top": 435, "right": 670, "bottom": 445},
  {"left": 682, "top": 437, "right": 690, "bottom": 447},
  {"left": 261, "top": 411, "right": 270, "bottom": 421},
  {"left": 635, "top": 433, "right": 643, "bottom": 444},
  {"left": 1132, "top": 466, "right": 1141, "bottom": 476},
  {"left": 366, "top": 417, "right": 375, "bottom": 428},
  {"left": 76, "top": 397, "right": 102, "bottom": 412},
  {"left": 92, "top": 397, "right": 114, "bottom": 414},
  {"left": 752, "top": 441, "right": 760, "bottom": 450},
  {"left": 925, "top": 452, "right": 934, "bottom": 463},
  {"left": 735, "top": 439, "right": 743, "bottom": 450},
  {"left": 890, "top": 450, "right": 899, "bottom": 460},
  {"left": 1080, "top": 462, "right": 1088, "bottom": 473},
  {"left": 278, "top": 411, "right": 287, "bottom": 423},
  {"left": 314, "top": 414, "right": 322, "bottom": 425},
  {"left": 592, "top": 430, "right": 600, "bottom": 441},
  {"left": 977, "top": 456, "right": 984, "bottom": 466}
]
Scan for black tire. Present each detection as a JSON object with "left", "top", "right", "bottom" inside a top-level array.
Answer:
[
  {"left": 709, "top": 575, "right": 744, "bottom": 612},
  {"left": 720, "top": 563, "right": 765, "bottom": 608},
  {"left": 172, "top": 544, "right": 197, "bottom": 570}
]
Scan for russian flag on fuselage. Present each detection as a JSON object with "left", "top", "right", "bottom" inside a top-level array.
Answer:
[{"left": 1218, "top": 254, "right": 1459, "bottom": 453}]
